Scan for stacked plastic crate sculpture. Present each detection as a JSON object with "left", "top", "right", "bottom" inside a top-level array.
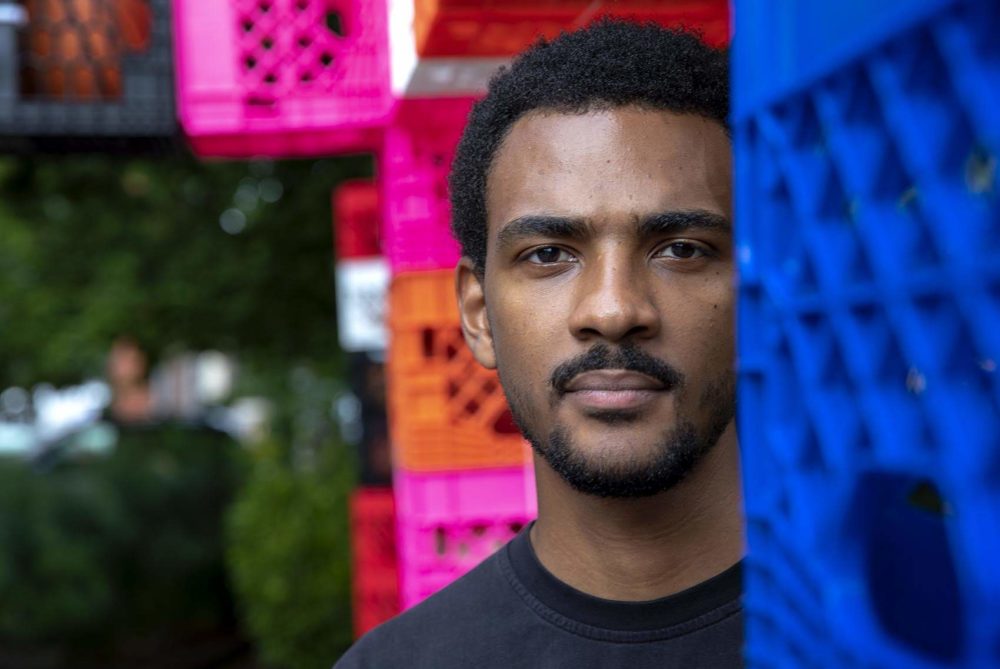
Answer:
[
  {"left": 334, "top": 181, "right": 394, "bottom": 489},
  {"left": 734, "top": 1, "right": 999, "bottom": 666},
  {"left": 381, "top": 95, "right": 539, "bottom": 609},
  {"left": 333, "top": 179, "right": 398, "bottom": 633}
]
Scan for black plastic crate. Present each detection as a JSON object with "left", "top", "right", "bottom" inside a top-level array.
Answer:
[
  {"left": 0, "top": 0, "right": 176, "bottom": 153},
  {"left": 348, "top": 351, "right": 392, "bottom": 486}
]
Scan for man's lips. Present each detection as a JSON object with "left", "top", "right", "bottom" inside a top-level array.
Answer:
[
  {"left": 562, "top": 370, "right": 667, "bottom": 411},
  {"left": 564, "top": 370, "right": 665, "bottom": 392}
]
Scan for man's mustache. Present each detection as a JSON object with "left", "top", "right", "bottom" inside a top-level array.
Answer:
[{"left": 550, "top": 344, "right": 683, "bottom": 396}]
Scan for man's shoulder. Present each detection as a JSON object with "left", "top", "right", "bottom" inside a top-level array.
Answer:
[{"left": 334, "top": 549, "right": 518, "bottom": 668}]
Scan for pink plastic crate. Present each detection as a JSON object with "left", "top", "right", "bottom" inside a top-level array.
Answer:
[
  {"left": 173, "top": 0, "right": 393, "bottom": 158},
  {"left": 394, "top": 465, "right": 537, "bottom": 608},
  {"left": 380, "top": 97, "right": 476, "bottom": 273}
]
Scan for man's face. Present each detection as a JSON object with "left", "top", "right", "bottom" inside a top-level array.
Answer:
[{"left": 460, "top": 106, "right": 734, "bottom": 498}]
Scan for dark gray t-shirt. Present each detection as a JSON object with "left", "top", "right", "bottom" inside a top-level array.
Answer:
[{"left": 335, "top": 527, "right": 744, "bottom": 668}]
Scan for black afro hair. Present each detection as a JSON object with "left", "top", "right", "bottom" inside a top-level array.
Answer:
[{"left": 449, "top": 18, "right": 729, "bottom": 272}]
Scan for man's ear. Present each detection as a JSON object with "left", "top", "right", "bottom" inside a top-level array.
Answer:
[{"left": 456, "top": 257, "right": 496, "bottom": 370}]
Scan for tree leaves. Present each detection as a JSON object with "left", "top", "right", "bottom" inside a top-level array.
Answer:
[{"left": 0, "top": 153, "right": 373, "bottom": 387}]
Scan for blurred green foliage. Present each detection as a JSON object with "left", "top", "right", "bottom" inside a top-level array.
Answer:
[
  {"left": 0, "top": 456, "right": 118, "bottom": 645},
  {"left": 227, "top": 436, "right": 355, "bottom": 669},
  {"left": 0, "top": 422, "right": 245, "bottom": 666},
  {"left": 0, "top": 153, "right": 372, "bottom": 388},
  {"left": 227, "top": 364, "right": 356, "bottom": 669}
]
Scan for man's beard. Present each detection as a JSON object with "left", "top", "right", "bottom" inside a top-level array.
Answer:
[{"left": 500, "top": 343, "right": 735, "bottom": 499}]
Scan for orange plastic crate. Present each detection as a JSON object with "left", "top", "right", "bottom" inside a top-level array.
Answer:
[
  {"left": 412, "top": 0, "right": 729, "bottom": 57},
  {"left": 387, "top": 270, "right": 531, "bottom": 471}
]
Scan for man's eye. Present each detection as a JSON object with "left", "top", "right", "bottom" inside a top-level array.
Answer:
[
  {"left": 526, "top": 246, "right": 575, "bottom": 264},
  {"left": 656, "top": 242, "right": 707, "bottom": 260}
]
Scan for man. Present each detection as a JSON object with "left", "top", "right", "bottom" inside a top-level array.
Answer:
[{"left": 337, "top": 19, "right": 741, "bottom": 668}]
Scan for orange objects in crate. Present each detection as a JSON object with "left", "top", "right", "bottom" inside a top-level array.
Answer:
[
  {"left": 22, "top": 0, "right": 151, "bottom": 99},
  {"left": 388, "top": 270, "right": 531, "bottom": 471},
  {"left": 412, "top": 0, "right": 729, "bottom": 57}
]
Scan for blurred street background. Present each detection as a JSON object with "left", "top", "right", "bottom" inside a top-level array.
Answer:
[{"left": 0, "top": 153, "right": 371, "bottom": 668}]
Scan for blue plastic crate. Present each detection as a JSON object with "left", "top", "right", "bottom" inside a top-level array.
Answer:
[
  {"left": 733, "top": 0, "right": 952, "bottom": 119},
  {"left": 735, "top": 0, "right": 1000, "bottom": 667}
]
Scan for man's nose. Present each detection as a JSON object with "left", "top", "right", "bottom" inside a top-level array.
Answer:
[{"left": 567, "top": 253, "right": 661, "bottom": 343}]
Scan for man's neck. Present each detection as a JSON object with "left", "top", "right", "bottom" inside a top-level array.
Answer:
[{"left": 529, "top": 424, "right": 744, "bottom": 602}]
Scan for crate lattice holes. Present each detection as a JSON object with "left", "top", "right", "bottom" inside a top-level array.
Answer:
[
  {"left": 173, "top": 0, "right": 391, "bottom": 157},
  {"left": 394, "top": 467, "right": 536, "bottom": 609},
  {"left": 387, "top": 270, "right": 531, "bottom": 472},
  {"left": 400, "top": 515, "right": 528, "bottom": 607},
  {"left": 736, "top": 1, "right": 1000, "bottom": 667}
]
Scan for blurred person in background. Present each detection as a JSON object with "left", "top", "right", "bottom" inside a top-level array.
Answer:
[
  {"left": 106, "top": 335, "right": 153, "bottom": 424},
  {"left": 337, "top": 19, "right": 741, "bottom": 668}
]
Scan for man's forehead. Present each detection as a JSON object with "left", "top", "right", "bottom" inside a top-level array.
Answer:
[
  {"left": 495, "top": 105, "right": 694, "bottom": 154},
  {"left": 484, "top": 107, "right": 733, "bottom": 235}
]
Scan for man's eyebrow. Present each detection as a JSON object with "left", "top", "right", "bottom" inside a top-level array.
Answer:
[
  {"left": 638, "top": 210, "right": 732, "bottom": 236},
  {"left": 495, "top": 215, "right": 592, "bottom": 248}
]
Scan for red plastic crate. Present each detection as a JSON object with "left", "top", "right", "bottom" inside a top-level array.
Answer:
[
  {"left": 353, "top": 572, "right": 400, "bottom": 638},
  {"left": 350, "top": 486, "right": 401, "bottom": 637},
  {"left": 387, "top": 270, "right": 532, "bottom": 471},
  {"left": 173, "top": 0, "right": 392, "bottom": 158},
  {"left": 411, "top": 0, "right": 729, "bottom": 57},
  {"left": 351, "top": 486, "right": 397, "bottom": 569},
  {"left": 380, "top": 97, "right": 475, "bottom": 273},
  {"left": 394, "top": 466, "right": 537, "bottom": 609},
  {"left": 333, "top": 179, "right": 381, "bottom": 260}
]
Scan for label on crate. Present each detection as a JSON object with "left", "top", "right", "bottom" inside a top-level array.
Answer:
[{"left": 336, "top": 257, "right": 389, "bottom": 352}]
